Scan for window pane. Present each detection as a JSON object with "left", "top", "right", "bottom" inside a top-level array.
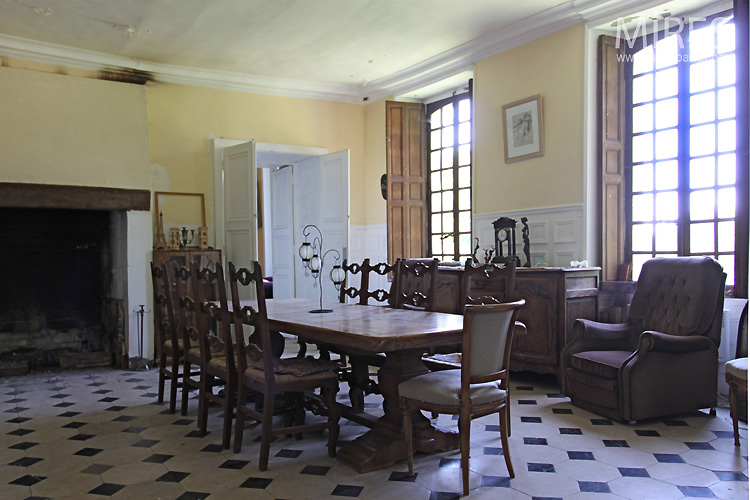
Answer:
[
  {"left": 430, "top": 109, "right": 441, "bottom": 129},
  {"left": 632, "top": 223, "right": 653, "bottom": 251},
  {"left": 633, "top": 74, "right": 654, "bottom": 104},
  {"left": 633, "top": 193, "right": 654, "bottom": 221},
  {"left": 442, "top": 147, "right": 454, "bottom": 167},
  {"left": 690, "top": 123, "right": 716, "bottom": 156},
  {"left": 655, "top": 160, "right": 678, "bottom": 190},
  {"left": 656, "top": 191, "right": 678, "bottom": 221},
  {"left": 431, "top": 171, "right": 441, "bottom": 191},
  {"left": 458, "top": 166, "right": 470, "bottom": 188},
  {"left": 690, "top": 26, "right": 714, "bottom": 61},
  {"left": 655, "top": 98, "right": 678, "bottom": 129},
  {"left": 441, "top": 169, "right": 454, "bottom": 190},
  {"left": 633, "top": 103, "right": 653, "bottom": 133},
  {"left": 458, "top": 211, "right": 471, "bottom": 232},
  {"left": 717, "top": 22, "right": 735, "bottom": 54},
  {"left": 442, "top": 191, "right": 453, "bottom": 212},
  {"left": 632, "top": 133, "right": 654, "bottom": 162},
  {"left": 690, "top": 60, "right": 716, "bottom": 93},
  {"left": 432, "top": 213, "right": 441, "bottom": 232},
  {"left": 442, "top": 213, "right": 454, "bottom": 234},
  {"left": 458, "top": 188, "right": 470, "bottom": 210},
  {"left": 632, "top": 163, "right": 654, "bottom": 192},
  {"left": 690, "top": 189, "right": 715, "bottom": 220},
  {"left": 442, "top": 104, "right": 454, "bottom": 126},
  {"left": 458, "top": 99, "right": 471, "bottom": 121},
  {"left": 718, "top": 87, "right": 736, "bottom": 119},
  {"left": 458, "top": 144, "right": 470, "bottom": 166},
  {"left": 717, "top": 54, "right": 736, "bottom": 86},
  {"left": 717, "top": 120, "right": 736, "bottom": 152},
  {"left": 718, "top": 254, "right": 735, "bottom": 285},
  {"left": 655, "top": 128, "right": 678, "bottom": 159},
  {"left": 718, "top": 221, "right": 735, "bottom": 252},
  {"left": 718, "top": 187, "right": 736, "bottom": 218},
  {"left": 717, "top": 153, "right": 736, "bottom": 185},
  {"left": 432, "top": 192, "right": 442, "bottom": 212},
  {"left": 442, "top": 126, "right": 454, "bottom": 147},
  {"left": 690, "top": 222, "right": 715, "bottom": 253},
  {"left": 632, "top": 254, "right": 651, "bottom": 279},
  {"left": 655, "top": 222, "right": 678, "bottom": 252},
  {"left": 459, "top": 233, "right": 471, "bottom": 256},
  {"left": 431, "top": 150, "right": 441, "bottom": 171},
  {"left": 655, "top": 67, "right": 678, "bottom": 98},
  {"left": 690, "top": 156, "right": 716, "bottom": 189},
  {"left": 431, "top": 129, "right": 441, "bottom": 148},
  {"left": 458, "top": 122, "right": 470, "bottom": 144},
  {"left": 432, "top": 235, "right": 443, "bottom": 255},
  {"left": 655, "top": 35, "right": 679, "bottom": 69},
  {"left": 690, "top": 91, "right": 715, "bottom": 124},
  {"left": 633, "top": 45, "right": 654, "bottom": 75}
]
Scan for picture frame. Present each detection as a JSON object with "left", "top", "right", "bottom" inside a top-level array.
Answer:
[{"left": 502, "top": 94, "right": 544, "bottom": 163}]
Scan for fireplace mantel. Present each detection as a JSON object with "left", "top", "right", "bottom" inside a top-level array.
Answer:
[{"left": 0, "top": 183, "right": 150, "bottom": 211}]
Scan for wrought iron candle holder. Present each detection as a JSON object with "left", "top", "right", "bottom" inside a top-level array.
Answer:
[{"left": 298, "top": 224, "right": 345, "bottom": 313}]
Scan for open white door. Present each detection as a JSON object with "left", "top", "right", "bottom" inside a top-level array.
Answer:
[
  {"left": 292, "top": 150, "right": 350, "bottom": 304},
  {"left": 270, "top": 165, "right": 295, "bottom": 298},
  {"left": 222, "top": 141, "right": 258, "bottom": 297}
]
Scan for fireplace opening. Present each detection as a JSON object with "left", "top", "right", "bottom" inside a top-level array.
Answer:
[{"left": 0, "top": 207, "right": 125, "bottom": 372}]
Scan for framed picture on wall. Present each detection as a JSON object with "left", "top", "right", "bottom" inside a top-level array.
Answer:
[{"left": 502, "top": 94, "right": 544, "bottom": 163}]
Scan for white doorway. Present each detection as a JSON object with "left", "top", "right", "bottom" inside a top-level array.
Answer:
[{"left": 212, "top": 140, "right": 350, "bottom": 301}]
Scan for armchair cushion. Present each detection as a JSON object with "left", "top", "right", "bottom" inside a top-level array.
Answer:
[{"left": 570, "top": 350, "right": 632, "bottom": 380}]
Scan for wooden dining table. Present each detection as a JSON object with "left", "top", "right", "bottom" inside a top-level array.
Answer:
[{"left": 248, "top": 298, "right": 466, "bottom": 473}]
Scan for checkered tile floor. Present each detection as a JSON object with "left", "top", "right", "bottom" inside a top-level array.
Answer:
[{"left": 0, "top": 363, "right": 747, "bottom": 499}]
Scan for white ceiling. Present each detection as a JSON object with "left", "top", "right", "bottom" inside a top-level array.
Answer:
[{"left": 0, "top": 0, "right": 727, "bottom": 103}]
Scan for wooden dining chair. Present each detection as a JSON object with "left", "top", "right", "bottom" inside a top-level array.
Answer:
[
  {"left": 151, "top": 261, "right": 193, "bottom": 414},
  {"left": 392, "top": 258, "right": 439, "bottom": 312},
  {"left": 400, "top": 300, "right": 526, "bottom": 495},
  {"left": 229, "top": 262, "right": 341, "bottom": 471},
  {"left": 192, "top": 262, "right": 237, "bottom": 449}
]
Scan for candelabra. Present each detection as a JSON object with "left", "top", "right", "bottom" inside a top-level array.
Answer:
[{"left": 298, "top": 224, "right": 345, "bottom": 313}]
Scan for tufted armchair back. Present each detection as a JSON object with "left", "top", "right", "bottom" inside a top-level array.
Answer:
[{"left": 628, "top": 257, "right": 726, "bottom": 345}]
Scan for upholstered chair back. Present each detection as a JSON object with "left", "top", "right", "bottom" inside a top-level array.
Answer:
[
  {"left": 628, "top": 257, "right": 726, "bottom": 345},
  {"left": 465, "top": 304, "right": 518, "bottom": 378}
]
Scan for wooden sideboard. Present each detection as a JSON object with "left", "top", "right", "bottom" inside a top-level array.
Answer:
[{"left": 434, "top": 266, "right": 600, "bottom": 379}]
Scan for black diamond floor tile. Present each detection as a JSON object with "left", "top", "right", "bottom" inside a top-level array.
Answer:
[
  {"left": 578, "top": 481, "right": 611, "bottom": 493},
  {"left": 301, "top": 465, "right": 331, "bottom": 476},
  {"left": 388, "top": 471, "right": 417, "bottom": 482},
  {"left": 219, "top": 459, "right": 249, "bottom": 469},
  {"left": 62, "top": 421, "right": 87, "bottom": 429},
  {"left": 113, "top": 415, "right": 137, "bottom": 422},
  {"left": 69, "top": 433, "right": 95, "bottom": 441},
  {"left": 89, "top": 482, "right": 125, "bottom": 496},
  {"left": 81, "top": 464, "right": 113, "bottom": 474},
  {"left": 53, "top": 402, "right": 75, "bottom": 408},
  {"left": 9, "top": 456, "right": 43, "bottom": 467},
  {"left": 6, "top": 416, "right": 30, "bottom": 424},
  {"left": 676, "top": 485, "right": 716, "bottom": 498},
  {"left": 619, "top": 467, "right": 650, "bottom": 477},
  {"left": 200, "top": 444, "right": 224, "bottom": 452},
  {"left": 482, "top": 476, "right": 511, "bottom": 487},
  {"left": 331, "top": 484, "right": 364, "bottom": 497},
  {"left": 10, "top": 441, "right": 38, "bottom": 450},
  {"left": 74, "top": 447, "right": 103, "bottom": 457},
  {"left": 528, "top": 463, "right": 556, "bottom": 473},
  {"left": 10, "top": 474, "right": 46, "bottom": 486},
  {"left": 176, "top": 493, "right": 210, "bottom": 500},
  {"left": 568, "top": 451, "right": 595, "bottom": 460},
  {"left": 275, "top": 449, "right": 303, "bottom": 458},
  {"left": 603, "top": 439, "right": 629, "bottom": 447},
  {"left": 7, "top": 428, "right": 34, "bottom": 436},
  {"left": 57, "top": 411, "right": 81, "bottom": 418},
  {"left": 635, "top": 429, "right": 661, "bottom": 437},
  {"left": 143, "top": 453, "right": 174, "bottom": 464},
  {"left": 133, "top": 439, "right": 160, "bottom": 448},
  {"left": 156, "top": 471, "right": 191, "bottom": 483}
]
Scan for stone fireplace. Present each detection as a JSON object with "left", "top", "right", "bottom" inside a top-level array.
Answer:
[{"left": 0, "top": 183, "right": 151, "bottom": 373}]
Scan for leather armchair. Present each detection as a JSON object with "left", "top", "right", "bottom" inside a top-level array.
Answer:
[{"left": 561, "top": 257, "right": 726, "bottom": 423}]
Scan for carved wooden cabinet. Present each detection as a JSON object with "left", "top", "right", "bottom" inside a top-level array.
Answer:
[{"left": 435, "top": 266, "right": 600, "bottom": 379}]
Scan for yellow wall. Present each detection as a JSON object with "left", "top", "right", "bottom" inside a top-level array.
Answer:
[
  {"left": 146, "top": 82, "right": 367, "bottom": 226},
  {"left": 362, "top": 98, "right": 388, "bottom": 225},
  {"left": 0, "top": 65, "right": 151, "bottom": 190},
  {"left": 473, "top": 23, "right": 586, "bottom": 215}
]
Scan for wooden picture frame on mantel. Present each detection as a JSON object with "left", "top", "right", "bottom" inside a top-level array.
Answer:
[
  {"left": 154, "top": 191, "right": 206, "bottom": 249},
  {"left": 502, "top": 94, "right": 544, "bottom": 163}
]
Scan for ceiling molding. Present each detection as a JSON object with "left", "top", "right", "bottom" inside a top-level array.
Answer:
[{"left": 0, "top": 0, "right": 718, "bottom": 104}]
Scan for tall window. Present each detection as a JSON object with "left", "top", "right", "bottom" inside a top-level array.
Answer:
[
  {"left": 427, "top": 91, "right": 472, "bottom": 262},
  {"left": 628, "top": 14, "right": 741, "bottom": 285}
]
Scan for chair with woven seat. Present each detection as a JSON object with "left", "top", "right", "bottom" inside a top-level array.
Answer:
[
  {"left": 726, "top": 302, "right": 748, "bottom": 446},
  {"left": 561, "top": 256, "right": 726, "bottom": 423},
  {"left": 399, "top": 299, "right": 526, "bottom": 496},
  {"left": 151, "top": 261, "right": 199, "bottom": 414},
  {"left": 229, "top": 262, "right": 341, "bottom": 470},
  {"left": 192, "top": 262, "right": 237, "bottom": 449}
]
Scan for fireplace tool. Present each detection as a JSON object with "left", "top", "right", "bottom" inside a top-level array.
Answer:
[{"left": 131, "top": 305, "right": 150, "bottom": 371}]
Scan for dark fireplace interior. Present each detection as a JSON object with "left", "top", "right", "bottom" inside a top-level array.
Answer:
[{"left": 0, "top": 207, "right": 124, "bottom": 371}]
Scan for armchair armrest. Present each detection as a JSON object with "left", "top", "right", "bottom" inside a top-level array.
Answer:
[
  {"left": 568, "top": 319, "right": 635, "bottom": 352},
  {"left": 636, "top": 331, "right": 714, "bottom": 354}
]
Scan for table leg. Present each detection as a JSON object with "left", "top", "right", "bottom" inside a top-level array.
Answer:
[{"left": 336, "top": 348, "right": 460, "bottom": 473}]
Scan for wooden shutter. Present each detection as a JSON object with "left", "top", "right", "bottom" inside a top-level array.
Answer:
[
  {"left": 386, "top": 101, "right": 426, "bottom": 263},
  {"left": 598, "top": 35, "right": 628, "bottom": 281},
  {"left": 735, "top": 0, "right": 749, "bottom": 298}
]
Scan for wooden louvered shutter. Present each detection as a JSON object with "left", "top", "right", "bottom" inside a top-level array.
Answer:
[{"left": 386, "top": 101, "right": 427, "bottom": 263}]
